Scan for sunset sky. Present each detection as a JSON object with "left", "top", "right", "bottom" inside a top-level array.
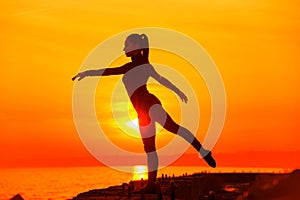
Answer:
[{"left": 1, "top": 0, "right": 299, "bottom": 168}]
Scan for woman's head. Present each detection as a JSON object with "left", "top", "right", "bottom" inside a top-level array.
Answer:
[{"left": 123, "top": 34, "right": 149, "bottom": 61}]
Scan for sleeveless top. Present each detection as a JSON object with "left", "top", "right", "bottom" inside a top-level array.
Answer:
[{"left": 122, "top": 60, "right": 161, "bottom": 114}]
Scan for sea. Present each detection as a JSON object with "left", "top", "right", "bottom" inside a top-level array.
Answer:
[{"left": 0, "top": 166, "right": 290, "bottom": 200}]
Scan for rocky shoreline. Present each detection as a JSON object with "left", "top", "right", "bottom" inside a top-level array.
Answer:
[{"left": 72, "top": 169, "right": 300, "bottom": 200}]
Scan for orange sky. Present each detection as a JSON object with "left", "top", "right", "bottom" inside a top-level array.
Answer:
[{"left": 0, "top": 0, "right": 300, "bottom": 168}]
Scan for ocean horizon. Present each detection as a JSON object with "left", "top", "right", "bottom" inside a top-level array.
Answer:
[{"left": 0, "top": 166, "right": 291, "bottom": 200}]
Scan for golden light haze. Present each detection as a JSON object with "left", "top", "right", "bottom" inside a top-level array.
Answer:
[{"left": 0, "top": 0, "right": 299, "bottom": 167}]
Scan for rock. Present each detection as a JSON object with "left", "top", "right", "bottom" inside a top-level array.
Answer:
[{"left": 10, "top": 194, "right": 24, "bottom": 200}]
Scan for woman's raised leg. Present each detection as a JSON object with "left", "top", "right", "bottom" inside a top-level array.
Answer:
[{"left": 149, "top": 104, "right": 216, "bottom": 168}]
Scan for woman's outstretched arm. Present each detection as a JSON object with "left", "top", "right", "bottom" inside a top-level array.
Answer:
[
  {"left": 150, "top": 66, "right": 188, "bottom": 103},
  {"left": 72, "top": 64, "right": 128, "bottom": 81}
]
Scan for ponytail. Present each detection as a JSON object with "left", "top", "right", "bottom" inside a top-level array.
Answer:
[{"left": 140, "top": 34, "right": 149, "bottom": 62}]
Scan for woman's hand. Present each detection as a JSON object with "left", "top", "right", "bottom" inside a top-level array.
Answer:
[
  {"left": 72, "top": 71, "right": 87, "bottom": 81},
  {"left": 177, "top": 90, "right": 188, "bottom": 103}
]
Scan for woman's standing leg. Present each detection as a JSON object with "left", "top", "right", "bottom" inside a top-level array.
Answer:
[{"left": 138, "top": 114, "right": 158, "bottom": 193}]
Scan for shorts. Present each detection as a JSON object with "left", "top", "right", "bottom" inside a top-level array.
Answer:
[{"left": 131, "top": 93, "right": 161, "bottom": 126}]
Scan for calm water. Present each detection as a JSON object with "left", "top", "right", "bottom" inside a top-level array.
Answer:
[{"left": 0, "top": 166, "right": 289, "bottom": 200}]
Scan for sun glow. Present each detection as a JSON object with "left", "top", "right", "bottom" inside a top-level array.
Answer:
[
  {"left": 133, "top": 165, "right": 148, "bottom": 180},
  {"left": 126, "top": 118, "right": 139, "bottom": 130}
]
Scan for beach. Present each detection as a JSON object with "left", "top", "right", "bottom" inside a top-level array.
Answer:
[
  {"left": 3, "top": 167, "right": 299, "bottom": 200},
  {"left": 1, "top": 166, "right": 253, "bottom": 200},
  {"left": 73, "top": 169, "right": 300, "bottom": 200}
]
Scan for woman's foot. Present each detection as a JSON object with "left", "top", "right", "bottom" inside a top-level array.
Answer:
[
  {"left": 133, "top": 183, "right": 156, "bottom": 194},
  {"left": 199, "top": 148, "right": 216, "bottom": 168},
  {"left": 144, "top": 183, "right": 157, "bottom": 194}
]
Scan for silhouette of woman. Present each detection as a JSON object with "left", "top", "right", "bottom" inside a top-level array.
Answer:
[{"left": 73, "top": 34, "right": 216, "bottom": 193}]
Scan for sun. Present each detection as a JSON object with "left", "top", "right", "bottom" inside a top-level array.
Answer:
[{"left": 133, "top": 165, "right": 148, "bottom": 180}]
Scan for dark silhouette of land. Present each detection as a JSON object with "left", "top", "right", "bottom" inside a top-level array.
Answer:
[{"left": 72, "top": 169, "right": 300, "bottom": 200}]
